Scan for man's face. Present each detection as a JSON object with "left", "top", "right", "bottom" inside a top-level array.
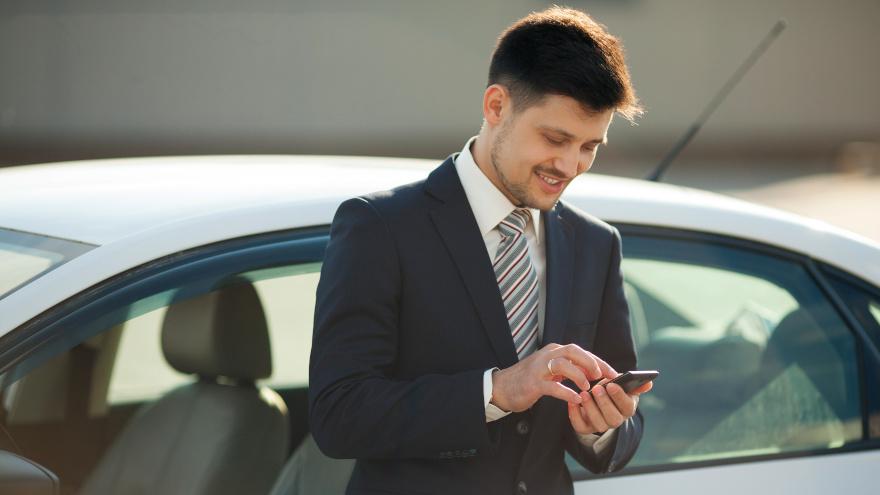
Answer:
[{"left": 487, "top": 94, "right": 614, "bottom": 211}]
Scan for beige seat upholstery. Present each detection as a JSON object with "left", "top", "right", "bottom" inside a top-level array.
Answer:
[
  {"left": 81, "top": 280, "right": 289, "bottom": 495},
  {"left": 269, "top": 434, "right": 355, "bottom": 495}
]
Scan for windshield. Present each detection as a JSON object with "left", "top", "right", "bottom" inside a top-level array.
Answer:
[{"left": 0, "top": 228, "right": 95, "bottom": 300}]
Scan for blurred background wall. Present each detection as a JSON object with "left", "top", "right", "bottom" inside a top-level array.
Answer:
[{"left": 1, "top": 0, "right": 879, "bottom": 180}]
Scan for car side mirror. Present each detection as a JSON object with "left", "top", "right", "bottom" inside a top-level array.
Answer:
[{"left": 0, "top": 450, "right": 59, "bottom": 495}]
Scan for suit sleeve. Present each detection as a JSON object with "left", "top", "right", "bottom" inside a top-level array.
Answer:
[
  {"left": 308, "top": 197, "right": 493, "bottom": 460},
  {"left": 564, "top": 226, "right": 644, "bottom": 473}
]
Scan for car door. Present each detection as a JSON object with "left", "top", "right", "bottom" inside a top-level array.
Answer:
[
  {"left": 572, "top": 226, "right": 880, "bottom": 494},
  {"left": 0, "top": 227, "right": 328, "bottom": 494}
]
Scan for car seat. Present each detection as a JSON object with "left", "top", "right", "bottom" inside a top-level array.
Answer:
[
  {"left": 80, "top": 280, "right": 289, "bottom": 495},
  {"left": 269, "top": 433, "right": 354, "bottom": 495}
]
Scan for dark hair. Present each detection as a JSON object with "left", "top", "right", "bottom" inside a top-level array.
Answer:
[{"left": 488, "top": 6, "right": 642, "bottom": 121}]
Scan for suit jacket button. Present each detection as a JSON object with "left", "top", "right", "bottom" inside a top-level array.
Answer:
[
  {"left": 516, "top": 481, "right": 527, "bottom": 495},
  {"left": 516, "top": 419, "right": 530, "bottom": 435}
]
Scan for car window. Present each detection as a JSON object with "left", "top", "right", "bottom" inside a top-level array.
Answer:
[
  {"left": 0, "top": 231, "right": 325, "bottom": 494},
  {"left": 108, "top": 262, "right": 321, "bottom": 404},
  {"left": 572, "top": 233, "right": 863, "bottom": 477},
  {"left": 629, "top": 236, "right": 862, "bottom": 465},
  {"left": 0, "top": 228, "right": 94, "bottom": 299}
]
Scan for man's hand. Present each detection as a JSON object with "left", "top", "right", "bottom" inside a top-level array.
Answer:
[
  {"left": 490, "top": 343, "right": 617, "bottom": 413},
  {"left": 567, "top": 379, "right": 652, "bottom": 435}
]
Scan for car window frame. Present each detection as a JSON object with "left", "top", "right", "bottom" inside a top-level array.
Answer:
[
  {"left": 0, "top": 226, "right": 329, "bottom": 383},
  {"left": 816, "top": 263, "right": 880, "bottom": 441},
  {"left": 574, "top": 223, "right": 880, "bottom": 481},
  {"left": 817, "top": 264, "right": 880, "bottom": 354}
]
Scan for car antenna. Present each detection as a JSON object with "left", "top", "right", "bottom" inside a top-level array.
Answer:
[{"left": 645, "top": 19, "right": 787, "bottom": 182}]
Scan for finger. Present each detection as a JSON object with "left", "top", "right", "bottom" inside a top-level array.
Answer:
[
  {"left": 594, "top": 357, "right": 618, "bottom": 380},
  {"left": 542, "top": 343, "right": 562, "bottom": 352},
  {"left": 605, "top": 383, "right": 636, "bottom": 417},
  {"left": 545, "top": 357, "right": 562, "bottom": 381},
  {"left": 548, "top": 358, "right": 589, "bottom": 390},
  {"left": 587, "top": 376, "right": 612, "bottom": 391},
  {"left": 556, "top": 344, "right": 617, "bottom": 381},
  {"left": 567, "top": 401, "right": 596, "bottom": 435},
  {"left": 591, "top": 385, "right": 625, "bottom": 428},
  {"left": 555, "top": 345, "right": 600, "bottom": 381},
  {"left": 542, "top": 381, "right": 583, "bottom": 405},
  {"left": 579, "top": 391, "right": 609, "bottom": 432},
  {"left": 630, "top": 381, "right": 653, "bottom": 395}
]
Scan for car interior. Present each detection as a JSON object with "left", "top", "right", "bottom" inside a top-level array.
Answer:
[
  {"left": 626, "top": 279, "right": 860, "bottom": 465},
  {"left": 0, "top": 277, "right": 353, "bottom": 495},
  {"left": 79, "top": 279, "right": 289, "bottom": 494}
]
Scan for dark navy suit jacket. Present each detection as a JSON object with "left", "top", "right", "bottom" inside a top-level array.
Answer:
[{"left": 309, "top": 156, "right": 642, "bottom": 495}]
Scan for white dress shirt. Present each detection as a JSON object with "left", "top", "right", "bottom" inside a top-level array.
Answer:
[{"left": 454, "top": 136, "right": 615, "bottom": 451}]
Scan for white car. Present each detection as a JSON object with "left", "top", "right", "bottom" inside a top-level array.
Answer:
[{"left": 0, "top": 156, "right": 878, "bottom": 494}]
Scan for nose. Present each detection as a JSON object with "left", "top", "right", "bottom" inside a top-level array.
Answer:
[{"left": 554, "top": 147, "right": 583, "bottom": 179}]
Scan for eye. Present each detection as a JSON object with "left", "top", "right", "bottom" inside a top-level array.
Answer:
[
  {"left": 582, "top": 143, "right": 601, "bottom": 153},
  {"left": 545, "top": 136, "right": 565, "bottom": 146}
]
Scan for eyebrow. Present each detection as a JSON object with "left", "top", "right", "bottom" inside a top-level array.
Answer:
[{"left": 538, "top": 125, "right": 607, "bottom": 145}]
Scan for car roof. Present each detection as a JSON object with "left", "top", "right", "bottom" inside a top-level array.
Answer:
[
  {"left": 0, "top": 155, "right": 435, "bottom": 245},
  {"left": 1, "top": 155, "right": 878, "bottom": 335}
]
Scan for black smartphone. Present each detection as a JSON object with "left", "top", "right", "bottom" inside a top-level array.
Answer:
[{"left": 606, "top": 370, "right": 658, "bottom": 393}]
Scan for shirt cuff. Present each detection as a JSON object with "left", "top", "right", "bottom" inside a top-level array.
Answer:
[
  {"left": 577, "top": 428, "right": 617, "bottom": 453},
  {"left": 483, "top": 367, "right": 512, "bottom": 422}
]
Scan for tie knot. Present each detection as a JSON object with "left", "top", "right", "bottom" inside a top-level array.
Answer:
[{"left": 499, "top": 208, "right": 531, "bottom": 236}]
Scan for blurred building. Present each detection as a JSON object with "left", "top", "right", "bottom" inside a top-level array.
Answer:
[{"left": 1, "top": 0, "right": 878, "bottom": 176}]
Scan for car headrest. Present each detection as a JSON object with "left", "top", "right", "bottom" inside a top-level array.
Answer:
[
  {"left": 760, "top": 307, "right": 848, "bottom": 411},
  {"left": 161, "top": 280, "right": 272, "bottom": 381}
]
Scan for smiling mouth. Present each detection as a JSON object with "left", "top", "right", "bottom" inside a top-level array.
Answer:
[{"left": 537, "top": 172, "right": 565, "bottom": 185}]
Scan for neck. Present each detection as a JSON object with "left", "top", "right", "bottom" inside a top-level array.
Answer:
[{"left": 471, "top": 133, "right": 519, "bottom": 205}]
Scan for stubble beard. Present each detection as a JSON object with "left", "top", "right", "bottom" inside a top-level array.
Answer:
[{"left": 490, "top": 119, "right": 558, "bottom": 211}]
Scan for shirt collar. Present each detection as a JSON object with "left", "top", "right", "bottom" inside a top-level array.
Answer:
[{"left": 454, "top": 135, "right": 542, "bottom": 243}]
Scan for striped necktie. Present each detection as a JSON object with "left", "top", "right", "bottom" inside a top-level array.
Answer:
[{"left": 493, "top": 208, "right": 540, "bottom": 360}]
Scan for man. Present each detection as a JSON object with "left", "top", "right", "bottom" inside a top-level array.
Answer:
[{"left": 309, "top": 7, "right": 652, "bottom": 495}]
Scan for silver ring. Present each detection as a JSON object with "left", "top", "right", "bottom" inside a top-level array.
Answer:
[{"left": 547, "top": 359, "right": 555, "bottom": 376}]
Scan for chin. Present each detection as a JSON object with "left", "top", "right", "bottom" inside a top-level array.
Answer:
[
  {"left": 510, "top": 184, "right": 560, "bottom": 211},
  {"left": 535, "top": 201, "right": 558, "bottom": 212},
  {"left": 524, "top": 195, "right": 559, "bottom": 212}
]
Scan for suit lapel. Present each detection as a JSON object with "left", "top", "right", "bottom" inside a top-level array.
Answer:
[
  {"left": 541, "top": 205, "right": 574, "bottom": 346},
  {"left": 425, "top": 157, "right": 519, "bottom": 368}
]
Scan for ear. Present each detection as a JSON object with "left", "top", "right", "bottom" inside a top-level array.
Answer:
[{"left": 482, "top": 84, "right": 510, "bottom": 128}]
